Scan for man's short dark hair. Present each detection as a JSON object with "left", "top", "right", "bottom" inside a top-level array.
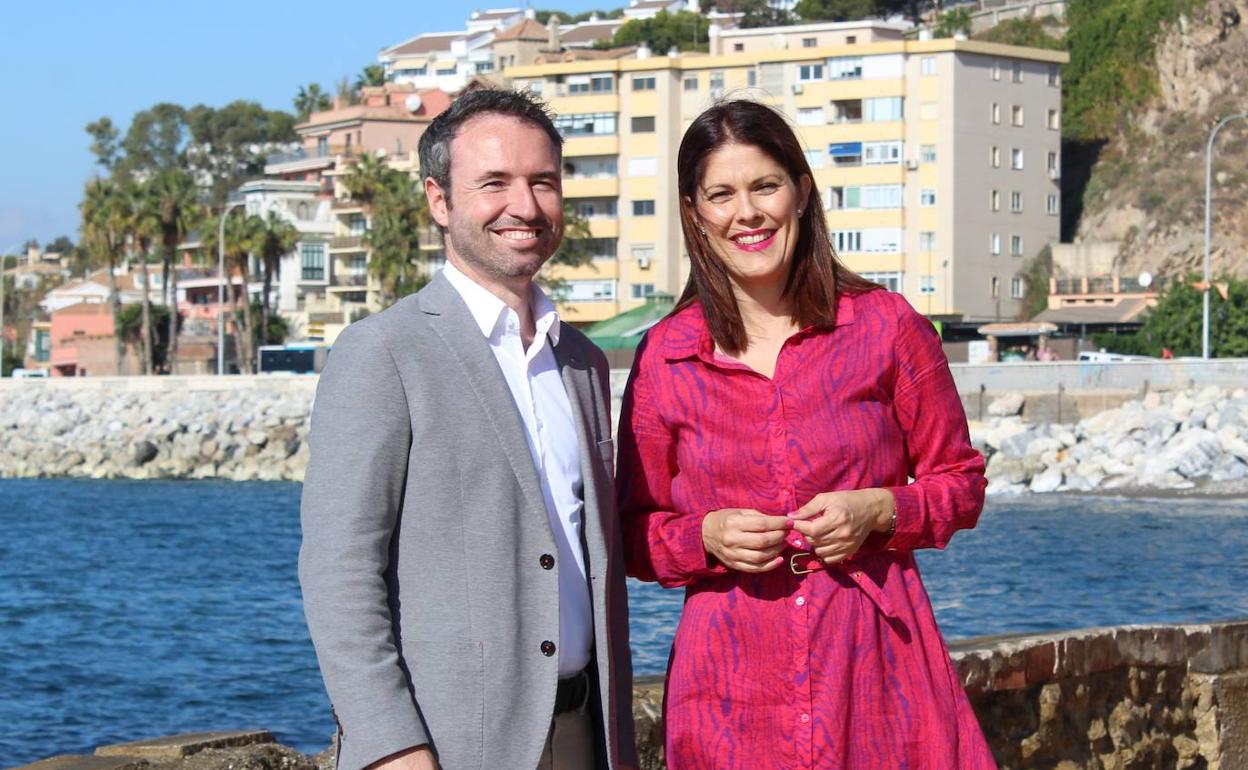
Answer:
[{"left": 418, "top": 87, "right": 564, "bottom": 198}]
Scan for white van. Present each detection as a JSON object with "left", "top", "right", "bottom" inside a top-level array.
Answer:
[{"left": 10, "top": 368, "right": 49, "bottom": 378}]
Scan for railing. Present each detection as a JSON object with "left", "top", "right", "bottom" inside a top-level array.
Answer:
[
  {"left": 330, "top": 235, "right": 366, "bottom": 250},
  {"left": 334, "top": 274, "right": 369, "bottom": 287}
]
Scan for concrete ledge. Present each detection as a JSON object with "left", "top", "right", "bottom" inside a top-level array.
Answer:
[
  {"left": 94, "top": 730, "right": 274, "bottom": 759},
  {"left": 16, "top": 757, "right": 149, "bottom": 770}
]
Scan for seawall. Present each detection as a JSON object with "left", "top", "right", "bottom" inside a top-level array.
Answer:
[{"left": 18, "top": 620, "right": 1248, "bottom": 770}]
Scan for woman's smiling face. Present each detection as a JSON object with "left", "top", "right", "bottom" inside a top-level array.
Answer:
[{"left": 691, "top": 141, "right": 811, "bottom": 293}]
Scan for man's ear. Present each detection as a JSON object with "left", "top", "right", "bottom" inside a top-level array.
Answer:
[{"left": 425, "top": 176, "right": 450, "bottom": 228}]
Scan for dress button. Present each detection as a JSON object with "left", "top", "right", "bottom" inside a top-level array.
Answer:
[
  {"left": 799, "top": 713, "right": 810, "bottom": 724},
  {"left": 540, "top": 553, "right": 555, "bottom": 570},
  {"left": 795, "top": 596, "right": 806, "bottom": 607},
  {"left": 541, "top": 640, "right": 557, "bottom": 657}
]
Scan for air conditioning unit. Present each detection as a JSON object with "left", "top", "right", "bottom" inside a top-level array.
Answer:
[
  {"left": 904, "top": 159, "right": 919, "bottom": 171},
  {"left": 791, "top": 83, "right": 804, "bottom": 95},
  {"left": 637, "top": 256, "right": 652, "bottom": 270},
  {"left": 710, "top": 87, "right": 724, "bottom": 98},
  {"left": 1048, "top": 168, "right": 1061, "bottom": 180}
]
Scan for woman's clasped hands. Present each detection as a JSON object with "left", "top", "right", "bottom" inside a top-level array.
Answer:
[{"left": 702, "top": 489, "right": 895, "bottom": 573}]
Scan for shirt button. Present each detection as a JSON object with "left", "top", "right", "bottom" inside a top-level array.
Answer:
[
  {"left": 540, "top": 554, "right": 555, "bottom": 570},
  {"left": 799, "top": 713, "right": 810, "bottom": 724},
  {"left": 541, "top": 640, "right": 557, "bottom": 657},
  {"left": 795, "top": 596, "right": 806, "bottom": 607}
]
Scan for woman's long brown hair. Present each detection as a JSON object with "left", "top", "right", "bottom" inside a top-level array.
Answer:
[{"left": 676, "top": 99, "right": 877, "bottom": 354}]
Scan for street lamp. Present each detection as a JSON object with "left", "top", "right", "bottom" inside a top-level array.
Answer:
[
  {"left": 1202, "top": 112, "right": 1248, "bottom": 359},
  {"left": 217, "top": 201, "right": 243, "bottom": 375},
  {"left": 0, "top": 242, "right": 21, "bottom": 376}
]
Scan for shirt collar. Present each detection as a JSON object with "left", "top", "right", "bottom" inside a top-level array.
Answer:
[
  {"left": 440, "top": 260, "right": 561, "bottom": 346},
  {"left": 652, "top": 292, "right": 860, "bottom": 361}
]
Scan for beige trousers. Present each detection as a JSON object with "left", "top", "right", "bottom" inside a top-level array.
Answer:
[{"left": 535, "top": 704, "right": 594, "bottom": 770}]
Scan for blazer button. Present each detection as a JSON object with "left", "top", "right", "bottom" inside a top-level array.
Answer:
[
  {"left": 540, "top": 554, "right": 555, "bottom": 570},
  {"left": 541, "top": 640, "right": 557, "bottom": 657}
]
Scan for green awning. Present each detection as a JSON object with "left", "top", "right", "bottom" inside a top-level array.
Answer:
[{"left": 584, "top": 294, "right": 676, "bottom": 350}]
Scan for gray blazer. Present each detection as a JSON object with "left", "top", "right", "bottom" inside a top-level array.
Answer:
[{"left": 299, "top": 273, "right": 636, "bottom": 770}]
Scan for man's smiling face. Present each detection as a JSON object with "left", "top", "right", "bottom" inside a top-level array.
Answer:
[{"left": 427, "top": 113, "right": 564, "bottom": 287}]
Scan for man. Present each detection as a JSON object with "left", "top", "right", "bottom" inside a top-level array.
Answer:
[{"left": 299, "top": 88, "right": 636, "bottom": 770}]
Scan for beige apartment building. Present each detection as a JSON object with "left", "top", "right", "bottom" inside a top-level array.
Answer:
[{"left": 508, "top": 20, "right": 1068, "bottom": 324}]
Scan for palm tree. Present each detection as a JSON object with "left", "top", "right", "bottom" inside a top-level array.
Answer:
[
  {"left": 203, "top": 211, "right": 262, "bottom": 373},
  {"left": 128, "top": 181, "right": 160, "bottom": 375},
  {"left": 253, "top": 211, "right": 299, "bottom": 340},
  {"left": 341, "top": 153, "right": 432, "bottom": 306},
  {"left": 80, "top": 178, "right": 130, "bottom": 374},
  {"left": 354, "top": 64, "right": 387, "bottom": 94},
  {"left": 148, "top": 169, "right": 202, "bottom": 372},
  {"left": 294, "top": 83, "right": 332, "bottom": 120}
]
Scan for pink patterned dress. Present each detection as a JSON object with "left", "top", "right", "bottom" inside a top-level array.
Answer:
[{"left": 617, "top": 289, "right": 996, "bottom": 770}]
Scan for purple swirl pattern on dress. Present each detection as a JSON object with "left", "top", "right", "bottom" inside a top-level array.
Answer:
[{"left": 617, "top": 289, "right": 996, "bottom": 770}]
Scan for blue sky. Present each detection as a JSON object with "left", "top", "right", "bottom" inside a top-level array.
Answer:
[{"left": 0, "top": 0, "right": 610, "bottom": 251}]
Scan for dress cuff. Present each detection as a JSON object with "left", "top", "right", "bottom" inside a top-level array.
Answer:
[{"left": 883, "top": 483, "right": 922, "bottom": 552}]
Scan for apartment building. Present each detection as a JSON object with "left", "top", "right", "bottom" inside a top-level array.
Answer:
[{"left": 508, "top": 20, "right": 1067, "bottom": 323}]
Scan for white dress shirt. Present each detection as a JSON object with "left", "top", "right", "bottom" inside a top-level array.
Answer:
[{"left": 442, "top": 261, "right": 592, "bottom": 677}]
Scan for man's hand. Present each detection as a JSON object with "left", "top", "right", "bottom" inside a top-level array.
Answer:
[
  {"left": 788, "top": 489, "right": 894, "bottom": 565},
  {"left": 366, "top": 745, "right": 438, "bottom": 770},
  {"left": 701, "top": 508, "right": 792, "bottom": 572}
]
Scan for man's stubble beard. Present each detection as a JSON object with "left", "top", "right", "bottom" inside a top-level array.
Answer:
[{"left": 443, "top": 202, "right": 563, "bottom": 284}]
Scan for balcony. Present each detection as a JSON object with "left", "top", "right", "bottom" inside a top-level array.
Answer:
[
  {"left": 328, "top": 274, "right": 371, "bottom": 292},
  {"left": 564, "top": 177, "right": 619, "bottom": 199},
  {"left": 330, "top": 235, "right": 367, "bottom": 252}
]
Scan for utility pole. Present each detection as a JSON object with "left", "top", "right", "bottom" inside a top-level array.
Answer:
[{"left": 1202, "top": 112, "right": 1248, "bottom": 358}]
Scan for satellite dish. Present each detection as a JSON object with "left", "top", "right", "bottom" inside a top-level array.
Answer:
[
  {"left": 1138, "top": 271, "right": 1153, "bottom": 288},
  {"left": 405, "top": 94, "right": 423, "bottom": 114}
]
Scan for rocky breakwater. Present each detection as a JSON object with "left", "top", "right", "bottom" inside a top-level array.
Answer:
[
  {"left": 0, "top": 382, "right": 314, "bottom": 481},
  {"left": 975, "top": 385, "right": 1248, "bottom": 495}
]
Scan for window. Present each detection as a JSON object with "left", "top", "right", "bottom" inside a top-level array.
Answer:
[
  {"left": 631, "top": 116, "right": 655, "bottom": 133},
  {"left": 832, "top": 230, "right": 862, "bottom": 252},
  {"left": 347, "top": 254, "right": 367, "bottom": 274},
  {"left": 827, "top": 186, "right": 859, "bottom": 210},
  {"left": 803, "top": 37, "right": 818, "bottom": 48},
  {"left": 317, "top": 137, "right": 328, "bottom": 157},
  {"left": 300, "top": 243, "right": 325, "bottom": 281},
  {"left": 1011, "top": 276, "right": 1025, "bottom": 299},
  {"left": 798, "top": 63, "right": 824, "bottom": 82},
  {"left": 991, "top": 276, "right": 1000, "bottom": 298},
  {"left": 862, "top": 184, "right": 902, "bottom": 209},
  {"left": 991, "top": 233, "right": 1001, "bottom": 255},
  {"left": 580, "top": 238, "right": 618, "bottom": 259},
  {"left": 348, "top": 214, "right": 366, "bottom": 235},
  {"left": 476, "top": 61, "right": 494, "bottom": 74},
  {"left": 747, "top": 68, "right": 756, "bottom": 87},
  {"left": 1048, "top": 109, "right": 1060, "bottom": 130},
  {"left": 920, "top": 144, "right": 937, "bottom": 163},
  {"left": 575, "top": 198, "right": 617, "bottom": 218},
  {"left": 991, "top": 189, "right": 1000, "bottom": 211},
  {"left": 1011, "top": 191, "right": 1023, "bottom": 212},
  {"left": 710, "top": 70, "right": 725, "bottom": 91},
  {"left": 865, "top": 96, "right": 903, "bottom": 121},
  {"left": 557, "top": 280, "right": 617, "bottom": 302},
  {"left": 1047, "top": 193, "right": 1059, "bottom": 215},
  {"left": 919, "top": 231, "right": 936, "bottom": 251},
  {"left": 920, "top": 275, "right": 936, "bottom": 294},
  {"left": 992, "top": 59, "right": 1001, "bottom": 81},
  {"left": 804, "top": 148, "right": 826, "bottom": 169},
  {"left": 921, "top": 56, "right": 936, "bottom": 76},
  {"left": 1011, "top": 234, "right": 1023, "bottom": 256},
  {"left": 734, "top": 42, "right": 744, "bottom": 52},
  {"left": 632, "top": 75, "right": 656, "bottom": 91},
  {"left": 920, "top": 188, "right": 936, "bottom": 207},
  {"left": 631, "top": 283, "right": 656, "bottom": 299},
  {"left": 1048, "top": 151, "right": 1058, "bottom": 173},
  {"left": 861, "top": 271, "right": 902, "bottom": 292},
  {"left": 831, "top": 99, "right": 863, "bottom": 123},
  {"left": 627, "top": 157, "right": 657, "bottom": 176},
  {"left": 579, "top": 74, "right": 614, "bottom": 93},
  {"left": 829, "top": 141, "right": 862, "bottom": 167},
  {"left": 991, "top": 102, "right": 1000, "bottom": 124},
  {"left": 796, "top": 106, "right": 824, "bottom": 125},
  {"left": 846, "top": 35, "right": 857, "bottom": 44},
  {"left": 864, "top": 141, "right": 902, "bottom": 165},
  {"left": 683, "top": 74, "right": 698, "bottom": 91},
  {"left": 827, "top": 56, "right": 863, "bottom": 80},
  {"left": 1048, "top": 63, "right": 1060, "bottom": 86},
  {"left": 991, "top": 146, "right": 1000, "bottom": 167},
  {"left": 553, "top": 112, "right": 618, "bottom": 136},
  {"left": 632, "top": 199, "right": 655, "bottom": 216},
  {"left": 1012, "top": 61, "right": 1023, "bottom": 83},
  {"left": 1012, "top": 105, "right": 1024, "bottom": 126},
  {"left": 1011, "top": 148, "right": 1024, "bottom": 170}
]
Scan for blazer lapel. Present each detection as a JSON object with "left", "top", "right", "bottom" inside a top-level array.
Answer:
[
  {"left": 420, "top": 274, "right": 550, "bottom": 525},
  {"left": 554, "top": 330, "right": 610, "bottom": 578}
]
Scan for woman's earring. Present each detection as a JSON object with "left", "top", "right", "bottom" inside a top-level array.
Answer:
[
  {"left": 796, "top": 208, "right": 804, "bottom": 217},
  {"left": 699, "top": 225, "right": 707, "bottom": 236}
]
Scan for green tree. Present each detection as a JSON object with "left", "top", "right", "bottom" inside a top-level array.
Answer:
[
  {"left": 117, "top": 303, "right": 173, "bottom": 372},
  {"left": 128, "top": 181, "right": 161, "bottom": 375},
  {"left": 202, "top": 210, "right": 263, "bottom": 373},
  {"left": 794, "top": 0, "right": 873, "bottom": 22},
  {"left": 342, "top": 154, "right": 432, "bottom": 305},
  {"left": 1094, "top": 276, "right": 1248, "bottom": 358},
  {"left": 252, "top": 211, "right": 299, "bottom": 340},
  {"left": 184, "top": 101, "right": 299, "bottom": 204},
  {"left": 294, "top": 83, "right": 332, "bottom": 121},
  {"left": 931, "top": 7, "right": 972, "bottom": 38},
  {"left": 80, "top": 177, "right": 130, "bottom": 374},
  {"left": 250, "top": 298, "right": 290, "bottom": 348},
  {"left": 85, "top": 117, "right": 121, "bottom": 171},
  {"left": 609, "top": 11, "right": 711, "bottom": 53},
  {"left": 977, "top": 17, "right": 1064, "bottom": 50},
  {"left": 1017, "top": 245, "right": 1054, "bottom": 321},
  {"left": 147, "top": 169, "right": 203, "bottom": 370},
  {"left": 355, "top": 64, "right": 387, "bottom": 93}
]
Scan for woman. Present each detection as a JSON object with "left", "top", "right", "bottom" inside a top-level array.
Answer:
[{"left": 616, "top": 100, "right": 995, "bottom": 770}]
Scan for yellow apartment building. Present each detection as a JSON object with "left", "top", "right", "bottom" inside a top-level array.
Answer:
[{"left": 508, "top": 20, "right": 1068, "bottom": 324}]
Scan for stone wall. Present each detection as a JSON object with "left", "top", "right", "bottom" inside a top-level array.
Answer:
[{"left": 19, "top": 621, "right": 1248, "bottom": 770}]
